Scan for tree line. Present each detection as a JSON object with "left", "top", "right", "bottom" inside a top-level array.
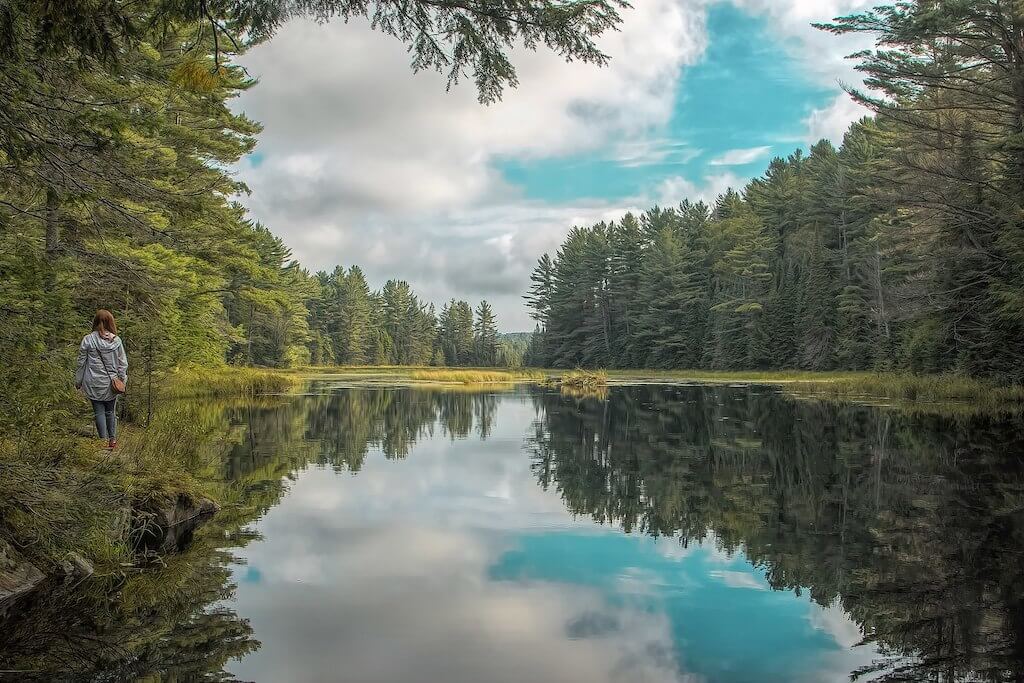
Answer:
[
  {"left": 526, "top": 2, "right": 1024, "bottom": 384},
  {"left": 307, "top": 265, "right": 512, "bottom": 367}
]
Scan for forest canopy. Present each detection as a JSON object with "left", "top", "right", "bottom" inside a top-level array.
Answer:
[{"left": 525, "top": 1, "right": 1024, "bottom": 384}]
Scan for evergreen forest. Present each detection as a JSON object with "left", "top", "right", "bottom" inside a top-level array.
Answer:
[{"left": 525, "top": 4, "right": 1024, "bottom": 383}]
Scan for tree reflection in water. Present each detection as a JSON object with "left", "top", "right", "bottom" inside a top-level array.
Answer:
[
  {"left": 2, "top": 383, "right": 1022, "bottom": 682},
  {"left": 527, "top": 385, "right": 1024, "bottom": 682}
]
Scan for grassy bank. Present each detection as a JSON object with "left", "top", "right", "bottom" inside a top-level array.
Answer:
[
  {"left": 292, "top": 365, "right": 1024, "bottom": 406},
  {"left": 0, "top": 367, "right": 299, "bottom": 578},
  {"left": 155, "top": 366, "right": 301, "bottom": 399},
  {"left": 601, "top": 369, "right": 1024, "bottom": 405}
]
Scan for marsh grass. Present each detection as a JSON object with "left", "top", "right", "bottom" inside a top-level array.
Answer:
[
  {"left": 287, "top": 365, "right": 1023, "bottom": 408},
  {"left": 156, "top": 366, "right": 300, "bottom": 399},
  {"left": 559, "top": 369, "right": 609, "bottom": 388},
  {"left": 602, "top": 369, "right": 1024, "bottom": 406},
  {"left": 409, "top": 369, "right": 546, "bottom": 384}
]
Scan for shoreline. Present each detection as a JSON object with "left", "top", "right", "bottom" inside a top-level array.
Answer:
[{"left": 287, "top": 365, "right": 1024, "bottom": 407}]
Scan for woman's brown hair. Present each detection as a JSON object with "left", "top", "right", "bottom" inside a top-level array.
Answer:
[{"left": 92, "top": 309, "right": 117, "bottom": 336}]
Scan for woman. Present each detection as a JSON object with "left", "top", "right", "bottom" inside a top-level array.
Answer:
[{"left": 75, "top": 309, "right": 128, "bottom": 449}]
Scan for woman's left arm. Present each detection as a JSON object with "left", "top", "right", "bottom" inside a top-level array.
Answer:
[{"left": 117, "top": 341, "right": 128, "bottom": 382}]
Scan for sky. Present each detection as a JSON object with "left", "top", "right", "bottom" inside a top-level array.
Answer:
[{"left": 232, "top": 0, "right": 876, "bottom": 331}]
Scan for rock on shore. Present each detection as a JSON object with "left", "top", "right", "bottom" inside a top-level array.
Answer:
[{"left": 0, "top": 538, "right": 44, "bottom": 617}]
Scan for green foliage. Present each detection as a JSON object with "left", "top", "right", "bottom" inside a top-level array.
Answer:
[
  {"left": 529, "top": 71, "right": 1024, "bottom": 384},
  {"left": 4, "top": 0, "right": 628, "bottom": 105},
  {"left": 439, "top": 299, "right": 477, "bottom": 366},
  {"left": 306, "top": 275, "right": 517, "bottom": 369},
  {"left": 473, "top": 300, "right": 499, "bottom": 366}
]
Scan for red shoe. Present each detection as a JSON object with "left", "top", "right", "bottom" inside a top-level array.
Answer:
[{"left": 108, "top": 439, "right": 117, "bottom": 449}]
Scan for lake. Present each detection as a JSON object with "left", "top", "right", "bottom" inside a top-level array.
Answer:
[{"left": 2, "top": 381, "right": 1023, "bottom": 682}]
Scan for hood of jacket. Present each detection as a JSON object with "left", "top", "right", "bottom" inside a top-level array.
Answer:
[{"left": 87, "top": 330, "right": 121, "bottom": 351}]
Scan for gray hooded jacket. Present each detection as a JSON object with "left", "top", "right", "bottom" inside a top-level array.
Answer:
[{"left": 75, "top": 331, "right": 128, "bottom": 401}]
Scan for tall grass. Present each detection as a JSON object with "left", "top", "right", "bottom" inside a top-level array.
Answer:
[
  {"left": 785, "top": 372, "right": 1024, "bottom": 404},
  {"left": 409, "top": 369, "right": 546, "bottom": 384},
  {"left": 559, "top": 369, "right": 609, "bottom": 389},
  {"left": 156, "top": 366, "right": 300, "bottom": 399}
]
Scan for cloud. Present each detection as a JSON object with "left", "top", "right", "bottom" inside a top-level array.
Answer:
[
  {"left": 803, "top": 92, "right": 872, "bottom": 146},
  {"left": 656, "top": 172, "right": 746, "bottom": 207},
  {"left": 233, "top": 2, "right": 708, "bottom": 330},
  {"left": 808, "top": 599, "right": 864, "bottom": 649},
  {"left": 231, "top": 0, "right": 880, "bottom": 331},
  {"left": 709, "top": 569, "right": 767, "bottom": 590},
  {"left": 723, "top": 0, "right": 878, "bottom": 87},
  {"left": 612, "top": 139, "right": 702, "bottom": 168},
  {"left": 709, "top": 145, "right": 772, "bottom": 166}
]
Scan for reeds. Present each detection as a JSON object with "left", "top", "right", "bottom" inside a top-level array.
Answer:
[
  {"left": 156, "top": 366, "right": 300, "bottom": 399},
  {"left": 409, "top": 369, "right": 546, "bottom": 384},
  {"left": 558, "top": 369, "right": 609, "bottom": 390}
]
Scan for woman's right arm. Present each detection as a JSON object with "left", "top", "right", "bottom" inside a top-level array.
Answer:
[{"left": 74, "top": 337, "right": 87, "bottom": 388}]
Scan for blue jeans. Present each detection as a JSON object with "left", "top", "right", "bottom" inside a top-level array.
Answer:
[{"left": 91, "top": 398, "right": 117, "bottom": 440}]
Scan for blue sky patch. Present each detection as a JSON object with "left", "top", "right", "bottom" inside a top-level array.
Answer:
[{"left": 497, "top": 4, "right": 835, "bottom": 204}]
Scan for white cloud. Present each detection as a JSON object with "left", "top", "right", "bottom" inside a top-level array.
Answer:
[
  {"left": 612, "top": 139, "right": 702, "bottom": 168},
  {"left": 809, "top": 599, "right": 864, "bottom": 649},
  {"left": 723, "top": 0, "right": 877, "bottom": 87},
  {"left": 803, "top": 93, "right": 872, "bottom": 146},
  {"left": 709, "top": 145, "right": 772, "bottom": 166},
  {"left": 233, "top": 3, "right": 708, "bottom": 330},
  {"left": 656, "top": 172, "right": 746, "bottom": 207},
  {"left": 709, "top": 569, "right": 767, "bottom": 590}
]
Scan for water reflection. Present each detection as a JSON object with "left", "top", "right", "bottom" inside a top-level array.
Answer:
[
  {"left": 1, "top": 384, "right": 1022, "bottom": 682},
  {"left": 528, "top": 386, "right": 1024, "bottom": 682}
]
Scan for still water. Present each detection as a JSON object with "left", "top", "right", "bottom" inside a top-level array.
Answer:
[{"left": 3, "top": 382, "right": 1024, "bottom": 682}]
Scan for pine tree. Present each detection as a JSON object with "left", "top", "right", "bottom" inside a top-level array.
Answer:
[
  {"left": 473, "top": 300, "right": 499, "bottom": 366},
  {"left": 338, "top": 266, "right": 374, "bottom": 365},
  {"left": 635, "top": 222, "right": 707, "bottom": 368},
  {"left": 608, "top": 212, "right": 648, "bottom": 366}
]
